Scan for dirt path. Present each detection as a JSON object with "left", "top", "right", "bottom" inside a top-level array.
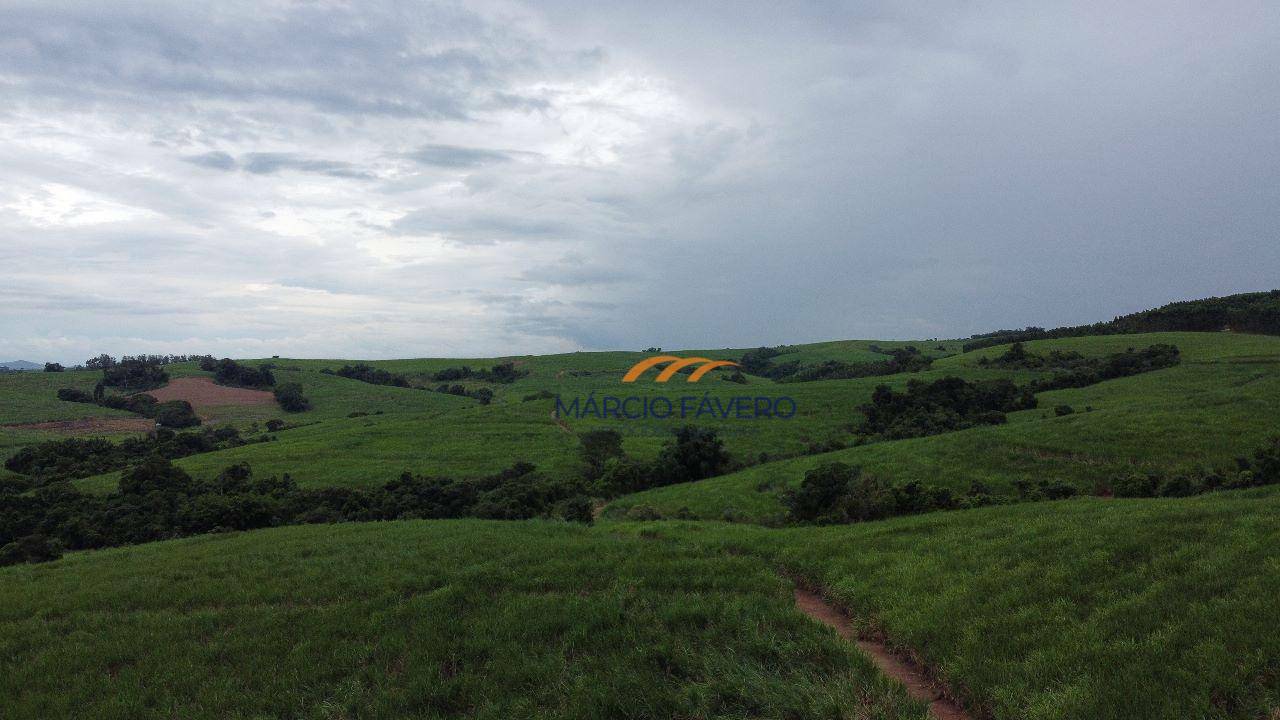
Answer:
[
  {"left": 142, "top": 377, "right": 276, "bottom": 413},
  {"left": 549, "top": 409, "right": 574, "bottom": 435},
  {"left": 793, "top": 588, "right": 972, "bottom": 720},
  {"left": 2, "top": 417, "right": 155, "bottom": 433}
]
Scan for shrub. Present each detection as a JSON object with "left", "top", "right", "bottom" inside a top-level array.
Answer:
[
  {"left": 579, "top": 429, "right": 625, "bottom": 480},
  {"left": 784, "top": 462, "right": 855, "bottom": 523},
  {"left": 858, "top": 377, "right": 1035, "bottom": 440},
  {"left": 560, "top": 496, "right": 594, "bottom": 524},
  {"left": 102, "top": 359, "right": 169, "bottom": 390},
  {"left": 43, "top": 362, "right": 64, "bottom": 372},
  {"left": 56, "top": 387, "right": 93, "bottom": 403},
  {"left": 265, "top": 419, "right": 285, "bottom": 432},
  {"left": 624, "top": 505, "right": 664, "bottom": 521},
  {"left": 211, "top": 359, "right": 275, "bottom": 389},
  {"left": 99, "top": 393, "right": 159, "bottom": 416},
  {"left": 1112, "top": 473, "right": 1161, "bottom": 498},
  {"left": 333, "top": 364, "right": 409, "bottom": 388},
  {"left": 273, "top": 382, "right": 310, "bottom": 412},
  {"left": 1055, "top": 405, "right": 1075, "bottom": 416},
  {"left": 0, "top": 534, "right": 63, "bottom": 566},
  {"left": 155, "top": 400, "right": 200, "bottom": 428},
  {"left": 595, "top": 457, "right": 652, "bottom": 495}
]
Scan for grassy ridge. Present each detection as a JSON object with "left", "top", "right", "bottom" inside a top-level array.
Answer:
[
  {"left": 14, "top": 332, "right": 1280, "bottom": 506},
  {"left": 0, "top": 521, "right": 925, "bottom": 720},
  {"left": 608, "top": 333, "right": 1280, "bottom": 521}
]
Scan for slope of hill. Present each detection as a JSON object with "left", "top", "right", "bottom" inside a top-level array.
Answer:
[
  {"left": 606, "top": 332, "right": 1280, "bottom": 522},
  {"left": 5, "top": 488, "right": 1280, "bottom": 719},
  {"left": 0, "top": 520, "right": 926, "bottom": 720}
]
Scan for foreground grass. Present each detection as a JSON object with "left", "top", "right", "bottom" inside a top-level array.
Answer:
[
  {"left": 0, "top": 521, "right": 924, "bottom": 720},
  {"left": 649, "top": 487, "right": 1280, "bottom": 720}
]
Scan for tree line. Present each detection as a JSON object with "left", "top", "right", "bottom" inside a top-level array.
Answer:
[{"left": 962, "top": 290, "right": 1280, "bottom": 352}]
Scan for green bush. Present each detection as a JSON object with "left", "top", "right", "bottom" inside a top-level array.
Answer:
[
  {"left": 273, "top": 382, "right": 310, "bottom": 412},
  {"left": 155, "top": 400, "right": 200, "bottom": 429},
  {"left": 56, "top": 387, "right": 93, "bottom": 403},
  {"left": 625, "top": 505, "right": 664, "bottom": 521}
]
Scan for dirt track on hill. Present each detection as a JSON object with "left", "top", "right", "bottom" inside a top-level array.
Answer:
[
  {"left": 2, "top": 417, "right": 155, "bottom": 433},
  {"left": 142, "top": 377, "right": 275, "bottom": 412},
  {"left": 793, "top": 588, "right": 972, "bottom": 720}
]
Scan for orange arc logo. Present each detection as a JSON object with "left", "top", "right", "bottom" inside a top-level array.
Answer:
[{"left": 621, "top": 355, "right": 739, "bottom": 383}]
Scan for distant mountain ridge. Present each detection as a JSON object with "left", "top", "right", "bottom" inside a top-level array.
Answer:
[
  {"left": 963, "top": 289, "right": 1280, "bottom": 352},
  {"left": 0, "top": 360, "right": 42, "bottom": 371}
]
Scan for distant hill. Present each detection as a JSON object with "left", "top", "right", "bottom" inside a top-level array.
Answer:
[
  {"left": 964, "top": 289, "right": 1280, "bottom": 351},
  {"left": 0, "top": 360, "right": 41, "bottom": 371}
]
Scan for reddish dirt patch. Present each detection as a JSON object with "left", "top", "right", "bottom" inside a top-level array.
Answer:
[
  {"left": 142, "top": 377, "right": 276, "bottom": 412},
  {"left": 794, "top": 588, "right": 972, "bottom": 720},
  {"left": 2, "top": 417, "right": 155, "bottom": 433}
]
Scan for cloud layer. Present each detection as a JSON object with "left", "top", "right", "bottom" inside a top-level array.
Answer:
[{"left": 2, "top": 0, "right": 1278, "bottom": 363}]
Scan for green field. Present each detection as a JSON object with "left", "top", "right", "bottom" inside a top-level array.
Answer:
[
  {"left": 5, "top": 316, "right": 1280, "bottom": 719},
  {"left": 0, "top": 521, "right": 927, "bottom": 720},
  {"left": 608, "top": 332, "right": 1280, "bottom": 521},
  {"left": 5, "top": 490, "right": 1280, "bottom": 719}
]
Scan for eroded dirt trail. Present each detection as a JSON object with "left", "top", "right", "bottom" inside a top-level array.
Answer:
[{"left": 793, "top": 588, "right": 973, "bottom": 720}]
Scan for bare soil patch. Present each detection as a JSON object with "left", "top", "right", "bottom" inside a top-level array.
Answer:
[
  {"left": 142, "top": 377, "right": 276, "bottom": 412},
  {"left": 794, "top": 588, "right": 972, "bottom": 720},
  {"left": 2, "top": 417, "right": 155, "bottom": 433}
]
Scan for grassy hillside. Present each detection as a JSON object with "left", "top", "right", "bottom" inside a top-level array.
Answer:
[
  {"left": 608, "top": 332, "right": 1280, "bottom": 521},
  {"left": 0, "top": 520, "right": 925, "bottom": 720},
  {"left": 654, "top": 486, "right": 1280, "bottom": 720},
  {"left": 7, "top": 331, "right": 1273, "bottom": 501},
  {"left": 5, "top": 487, "right": 1280, "bottom": 719}
]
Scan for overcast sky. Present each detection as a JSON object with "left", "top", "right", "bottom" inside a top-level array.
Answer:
[{"left": 2, "top": 1, "right": 1277, "bottom": 363}]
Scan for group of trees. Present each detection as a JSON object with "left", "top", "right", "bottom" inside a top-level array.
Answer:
[
  {"left": 101, "top": 358, "right": 170, "bottom": 390},
  {"left": 326, "top": 364, "right": 410, "bottom": 387},
  {"left": 784, "top": 462, "right": 997, "bottom": 524},
  {"left": 201, "top": 358, "right": 309, "bottom": 412},
  {"left": 0, "top": 456, "right": 593, "bottom": 567},
  {"left": 579, "top": 426, "right": 732, "bottom": 496},
  {"left": 856, "top": 344, "right": 1181, "bottom": 441},
  {"left": 980, "top": 342, "right": 1181, "bottom": 385},
  {"left": 737, "top": 345, "right": 933, "bottom": 383},
  {"left": 782, "top": 436, "right": 1280, "bottom": 527},
  {"left": 784, "top": 347, "right": 934, "bottom": 382},
  {"left": 82, "top": 354, "right": 213, "bottom": 370},
  {"left": 434, "top": 384, "right": 494, "bottom": 404},
  {"left": 1102, "top": 437, "right": 1280, "bottom": 498},
  {"left": 858, "top": 377, "right": 1038, "bottom": 440},
  {"left": 0, "top": 423, "right": 740, "bottom": 566},
  {"left": 1027, "top": 344, "right": 1181, "bottom": 392},
  {"left": 962, "top": 290, "right": 1280, "bottom": 352},
  {"left": 57, "top": 387, "right": 200, "bottom": 429},
  {"left": 202, "top": 357, "right": 276, "bottom": 389},
  {"left": 4, "top": 427, "right": 254, "bottom": 486},
  {"left": 432, "top": 362, "right": 528, "bottom": 384}
]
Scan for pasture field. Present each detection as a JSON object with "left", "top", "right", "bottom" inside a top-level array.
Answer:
[
  {"left": 0, "top": 520, "right": 925, "bottom": 720},
  {"left": 32, "top": 331, "right": 1277, "bottom": 500},
  {"left": 5, "top": 317, "right": 1280, "bottom": 719},
  {"left": 608, "top": 332, "right": 1280, "bottom": 520},
  {"left": 4, "top": 488, "right": 1280, "bottom": 719}
]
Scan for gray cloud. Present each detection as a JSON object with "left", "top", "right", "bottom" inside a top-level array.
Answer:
[
  {"left": 183, "top": 151, "right": 236, "bottom": 170},
  {"left": 240, "top": 153, "right": 374, "bottom": 179},
  {"left": 1, "top": 1, "right": 1278, "bottom": 363},
  {"left": 407, "top": 144, "right": 517, "bottom": 168}
]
